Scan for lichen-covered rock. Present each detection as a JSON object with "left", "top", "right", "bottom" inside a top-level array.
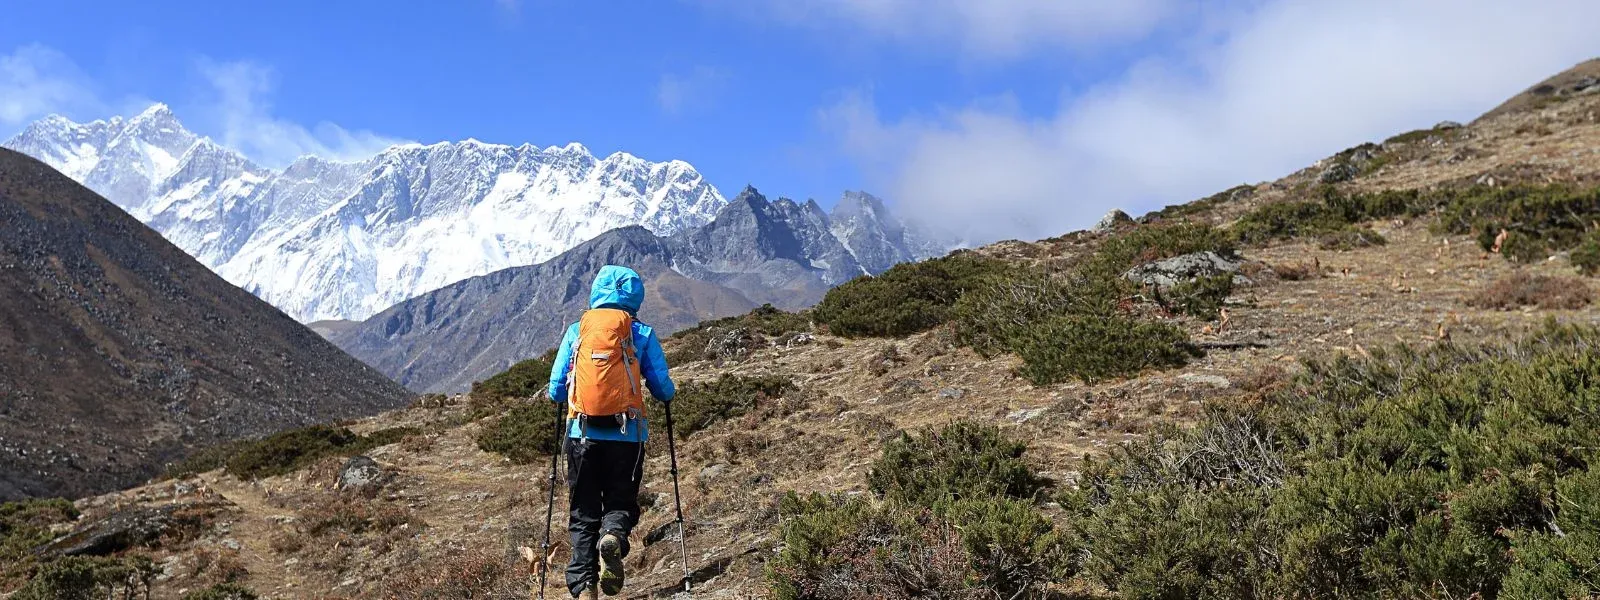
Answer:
[
  {"left": 337, "top": 455, "right": 385, "bottom": 494},
  {"left": 1092, "top": 209, "right": 1133, "bottom": 233},
  {"left": 1124, "top": 251, "right": 1245, "bottom": 289}
]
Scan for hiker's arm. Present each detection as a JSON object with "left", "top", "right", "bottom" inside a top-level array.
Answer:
[
  {"left": 639, "top": 328, "right": 676, "bottom": 402},
  {"left": 546, "top": 324, "right": 579, "bottom": 401}
]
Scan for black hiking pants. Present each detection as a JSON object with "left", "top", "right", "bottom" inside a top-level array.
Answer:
[{"left": 566, "top": 437, "right": 644, "bottom": 596}]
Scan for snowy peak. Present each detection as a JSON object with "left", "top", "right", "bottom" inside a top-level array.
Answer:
[{"left": 4, "top": 105, "right": 728, "bottom": 322}]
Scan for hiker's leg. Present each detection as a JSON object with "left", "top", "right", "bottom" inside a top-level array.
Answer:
[
  {"left": 597, "top": 440, "right": 645, "bottom": 557},
  {"left": 566, "top": 438, "right": 602, "bottom": 596}
]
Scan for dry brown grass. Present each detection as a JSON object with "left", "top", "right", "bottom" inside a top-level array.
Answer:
[{"left": 1466, "top": 271, "right": 1594, "bottom": 310}]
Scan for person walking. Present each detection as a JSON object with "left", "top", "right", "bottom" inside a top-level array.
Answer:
[{"left": 548, "top": 265, "right": 676, "bottom": 599}]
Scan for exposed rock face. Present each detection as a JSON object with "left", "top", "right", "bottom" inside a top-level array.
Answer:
[
  {"left": 330, "top": 187, "right": 956, "bottom": 392},
  {"left": 1124, "top": 251, "right": 1244, "bottom": 289},
  {"left": 37, "top": 503, "right": 212, "bottom": 557},
  {"left": 0, "top": 148, "right": 413, "bottom": 500},
  {"left": 337, "top": 456, "right": 386, "bottom": 494},
  {"left": 1092, "top": 209, "right": 1134, "bottom": 232}
]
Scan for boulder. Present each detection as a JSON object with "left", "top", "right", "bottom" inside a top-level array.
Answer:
[
  {"left": 1124, "top": 251, "right": 1244, "bottom": 289},
  {"left": 1092, "top": 209, "right": 1134, "bottom": 233},
  {"left": 1318, "top": 161, "right": 1359, "bottom": 184},
  {"left": 337, "top": 455, "right": 385, "bottom": 494},
  {"left": 1434, "top": 120, "right": 1464, "bottom": 130},
  {"left": 37, "top": 504, "right": 188, "bottom": 557}
]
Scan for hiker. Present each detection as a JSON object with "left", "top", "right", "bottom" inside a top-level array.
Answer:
[{"left": 548, "top": 265, "right": 676, "bottom": 599}]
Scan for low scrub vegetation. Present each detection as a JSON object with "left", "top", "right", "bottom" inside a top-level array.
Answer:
[
  {"left": 771, "top": 422, "right": 1067, "bottom": 599},
  {"left": 169, "top": 424, "right": 420, "bottom": 481},
  {"left": 1, "top": 498, "right": 78, "bottom": 587},
  {"left": 475, "top": 401, "right": 562, "bottom": 464},
  {"left": 1571, "top": 231, "right": 1600, "bottom": 275},
  {"left": 182, "top": 583, "right": 260, "bottom": 600},
  {"left": 11, "top": 555, "right": 158, "bottom": 600},
  {"left": 1467, "top": 271, "right": 1593, "bottom": 310},
  {"left": 1233, "top": 183, "right": 1600, "bottom": 272},
  {"left": 869, "top": 421, "right": 1047, "bottom": 506},
  {"left": 1012, "top": 315, "right": 1199, "bottom": 385},
  {"left": 1057, "top": 321, "right": 1600, "bottom": 598},
  {"left": 656, "top": 374, "right": 793, "bottom": 438},
  {"left": 813, "top": 252, "right": 1012, "bottom": 338},
  {"left": 469, "top": 349, "right": 557, "bottom": 418},
  {"left": 1162, "top": 273, "right": 1235, "bottom": 318}
]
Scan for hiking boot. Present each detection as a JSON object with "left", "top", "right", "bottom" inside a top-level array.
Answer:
[{"left": 597, "top": 533, "right": 626, "bottom": 595}]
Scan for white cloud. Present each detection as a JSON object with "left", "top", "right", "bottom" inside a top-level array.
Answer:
[
  {"left": 197, "top": 59, "right": 403, "bottom": 167},
  {"left": 822, "top": 0, "right": 1600, "bottom": 244},
  {"left": 705, "top": 0, "right": 1186, "bottom": 58},
  {"left": 657, "top": 66, "right": 728, "bottom": 116},
  {"left": 0, "top": 44, "right": 98, "bottom": 126}
]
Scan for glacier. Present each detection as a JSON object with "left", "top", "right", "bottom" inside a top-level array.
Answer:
[{"left": 4, "top": 105, "right": 727, "bottom": 322}]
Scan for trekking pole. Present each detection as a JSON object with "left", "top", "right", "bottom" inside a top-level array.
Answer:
[
  {"left": 538, "top": 404, "right": 566, "bottom": 600},
  {"left": 662, "top": 403, "right": 692, "bottom": 593}
]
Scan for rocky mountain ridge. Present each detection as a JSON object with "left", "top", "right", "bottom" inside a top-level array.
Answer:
[
  {"left": 329, "top": 185, "right": 954, "bottom": 392},
  {"left": 4, "top": 105, "right": 727, "bottom": 322}
]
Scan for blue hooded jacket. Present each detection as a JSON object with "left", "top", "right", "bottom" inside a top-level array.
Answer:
[{"left": 547, "top": 265, "right": 676, "bottom": 442}]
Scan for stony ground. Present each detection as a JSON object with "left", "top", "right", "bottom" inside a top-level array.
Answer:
[{"left": 19, "top": 61, "right": 1600, "bottom": 599}]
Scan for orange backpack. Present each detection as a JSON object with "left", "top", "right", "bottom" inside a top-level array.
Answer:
[{"left": 567, "top": 308, "right": 646, "bottom": 422}]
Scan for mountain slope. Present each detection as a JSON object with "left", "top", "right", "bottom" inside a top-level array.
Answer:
[
  {"left": 0, "top": 148, "right": 414, "bottom": 501},
  {"left": 4, "top": 107, "right": 727, "bottom": 322},
  {"left": 330, "top": 186, "right": 951, "bottom": 392}
]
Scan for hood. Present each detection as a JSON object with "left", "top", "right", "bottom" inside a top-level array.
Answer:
[{"left": 589, "top": 265, "right": 645, "bottom": 313}]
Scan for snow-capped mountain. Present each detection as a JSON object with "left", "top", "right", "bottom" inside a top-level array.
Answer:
[{"left": 4, "top": 105, "right": 727, "bottom": 321}]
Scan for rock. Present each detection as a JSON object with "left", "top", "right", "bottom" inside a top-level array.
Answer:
[
  {"left": 937, "top": 387, "right": 967, "bottom": 400},
  {"left": 1092, "top": 209, "right": 1133, "bottom": 233},
  {"left": 1318, "top": 161, "right": 1359, "bottom": 184},
  {"left": 37, "top": 504, "right": 187, "bottom": 557},
  {"left": 1124, "top": 251, "right": 1244, "bottom": 289},
  {"left": 699, "top": 464, "right": 727, "bottom": 480},
  {"left": 1434, "top": 120, "right": 1464, "bottom": 129},
  {"left": 645, "top": 521, "right": 683, "bottom": 546},
  {"left": 705, "top": 328, "right": 757, "bottom": 362},
  {"left": 1007, "top": 408, "right": 1048, "bottom": 423},
  {"left": 337, "top": 455, "right": 385, "bottom": 494},
  {"left": 1178, "top": 373, "right": 1233, "bottom": 388}
]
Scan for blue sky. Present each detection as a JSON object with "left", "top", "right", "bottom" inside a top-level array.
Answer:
[{"left": 3, "top": 1, "right": 1598, "bottom": 242}]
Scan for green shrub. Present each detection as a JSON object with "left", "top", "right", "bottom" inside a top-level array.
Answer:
[
  {"left": 868, "top": 421, "right": 1046, "bottom": 507},
  {"left": 182, "top": 583, "right": 260, "bottom": 600},
  {"left": 1, "top": 498, "right": 77, "bottom": 584},
  {"left": 1013, "top": 315, "right": 1200, "bottom": 385},
  {"left": 655, "top": 374, "right": 793, "bottom": 438},
  {"left": 469, "top": 349, "right": 557, "bottom": 418},
  {"left": 222, "top": 425, "right": 391, "bottom": 480},
  {"left": 475, "top": 401, "right": 562, "bottom": 464},
  {"left": 767, "top": 493, "right": 1068, "bottom": 600},
  {"left": 12, "top": 555, "right": 157, "bottom": 600},
  {"left": 1435, "top": 185, "right": 1600, "bottom": 262},
  {"left": 952, "top": 269, "right": 1125, "bottom": 356},
  {"left": 1571, "top": 231, "right": 1600, "bottom": 276},
  {"left": 1317, "top": 226, "right": 1388, "bottom": 251},
  {"left": 1163, "top": 273, "right": 1235, "bottom": 318},
  {"left": 1058, "top": 321, "right": 1600, "bottom": 598},
  {"left": 813, "top": 252, "right": 1012, "bottom": 337}
]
